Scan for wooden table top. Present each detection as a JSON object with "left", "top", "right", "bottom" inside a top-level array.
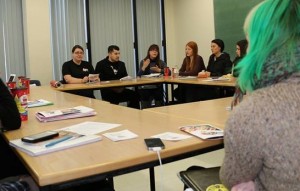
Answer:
[
  {"left": 4, "top": 86, "right": 224, "bottom": 186},
  {"left": 54, "top": 76, "right": 236, "bottom": 91},
  {"left": 145, "top": 97, "right": 233, "bottom": 128}
]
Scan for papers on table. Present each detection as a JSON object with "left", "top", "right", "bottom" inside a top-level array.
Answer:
[
  {"left": 103, "top": 130, "right": 138, "bottom": 141},
  {"left": 152, "top": 132, "right": 192, "bottom": 141},
  {"left": 27, "top": 99, "right": 53, "bottom": 108},
  {"left": 178, "top": 76, "right": 197, "bottom": 79},
  {"left": 35, "top": 106, "right": 96, "bottom": 122},
  {"left": 120, "top": 76, "right": 133, "bottom": 81},
  {"left": 10, "top": 135, "right": 101, "bottom": 156},
  {"left": 142, "top": 73, "right": 161, "bottom": 78},
  {"left": 202, "top": 77, "right": 231, "bottom": 82},
  {"left": 9, "top": 121, "right": 122, "bottom": 156},
  {"left": 59, "top": 121, "right": 121, "bottom": 135}
]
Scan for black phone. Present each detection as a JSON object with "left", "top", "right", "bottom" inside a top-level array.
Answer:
[
  {"left": 144, "top": 138, "right": 165, "bottom": 151},
  {"left": 8, "top": 74, "right": 16, "bottom": 82},
  {"left": 21, "top": 131, "right": 59, "bottom": 143}
]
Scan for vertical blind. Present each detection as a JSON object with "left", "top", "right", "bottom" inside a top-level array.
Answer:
[
  {"left": 50, "top": 0, "right": 86, "bottom": 81},
  {"left": 0, "top": 0, "right": 25, "bottom": 81},
  {"left": 89, "top": 0, "right": 135, "bottom": 76},
  {"left": 50, "top": 0, "right": 165, "bottom": 79},
  {"left": 136, "top": 0, "right": 164, "bottom": 64}
]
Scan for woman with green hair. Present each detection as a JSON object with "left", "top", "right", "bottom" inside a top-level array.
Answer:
[{"left": 220, "top": 0, "right": 300, "bottom": 190}]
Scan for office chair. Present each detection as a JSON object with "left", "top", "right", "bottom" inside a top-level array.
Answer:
[
  {"left": 178, "top": 166, "right": 224, "bottom": 191},
  {"left": 30, "top": 80, "right": 41, "bottom": 86}
]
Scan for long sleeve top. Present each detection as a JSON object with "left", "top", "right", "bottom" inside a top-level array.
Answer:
[
  {"left": 0, "top": 79, "right": 21, "bottom": 131},
  {"left": 179, "top": 55, "right": 205, "bottom": 76},
  {"left": 220, "top": 73, "right": 300, "bottom": 190},
  {"left": 0, "top": 181, "right": 29, "bottom": 191},
  {"left": 137, "top": 59, "right": 168, "bottom": 76},
  {"left": 207, "top": 52, "right": 232, "bottom": 77}
]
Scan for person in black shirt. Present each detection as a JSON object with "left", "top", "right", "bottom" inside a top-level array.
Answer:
[
  {"left": 207, "top": 39, "right": 232, "bottom": 76},
  {"left": 232, "top": 39, "right": 248, "bottom": 77},
  {"left": 95, "top": 45, "right": 140, "bottom": 109},
  {"left": 62, "top": 45, "right": 98, "bottom": 98}
]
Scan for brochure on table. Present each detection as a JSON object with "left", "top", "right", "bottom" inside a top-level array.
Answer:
[
  {"left": 27, "top": 99, "right": 53, "bottom": 108},
  {"left": 179, "top": 124, "right": 224, "bottom": 140},
  {"left": 35, "top": 106, "right": 96, "bottom": 122}
]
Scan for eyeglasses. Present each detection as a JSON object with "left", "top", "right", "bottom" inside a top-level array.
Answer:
[{"left": 74, "top": 51, "right": 84, "bottom": 55}]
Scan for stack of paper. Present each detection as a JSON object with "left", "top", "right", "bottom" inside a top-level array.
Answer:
[
  {"left": 35, "top": 106, "right": 96, "bottom": 122},
  {"left": 10, "top": 133, "right": 101, "bottom": 156},
  {"left": 28, "top": 99, "right": 53, "bottom": 108}
]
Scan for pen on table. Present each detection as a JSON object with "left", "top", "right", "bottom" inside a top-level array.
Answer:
[{"left": 45, "top": 135, "right": 73, "bottom": 147}]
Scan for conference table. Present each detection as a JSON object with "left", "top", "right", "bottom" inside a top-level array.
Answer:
[
  {"left": 3, "top": 86, "right": 228, "bottom": 191},
  {"left": 54, "top": 76, "right": 236, "bottom": 91},
  {"left": 145, "top": 97, "right": 232, "bottom": 127}
]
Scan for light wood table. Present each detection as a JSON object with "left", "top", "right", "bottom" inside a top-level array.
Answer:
[
  {"left": 4, "top": 86, "right": 224, "bottom": 191},
  {"left": 164, "top": 76, "right": 236, "bottom": 87},
  {"left": 54, "top": 77, "right": 165, "bottom": 91},
  {"left": 145, "top": 97, "right": 233, "bottom": 127}
]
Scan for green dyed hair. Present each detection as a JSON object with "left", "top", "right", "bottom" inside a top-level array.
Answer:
[{"left": 237, "top": 0, "right": 300, "bottom": 92}]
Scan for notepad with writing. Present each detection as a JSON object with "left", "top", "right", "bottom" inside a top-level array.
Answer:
[
  {"left": 179, "top": 124, "right": 223, "bottom": 140},
  {"left": 10, "top": 133, "right": 101, "bottom": 156},
  {"left": 35, "top": 106, "right": 96, "bottom": 122}
]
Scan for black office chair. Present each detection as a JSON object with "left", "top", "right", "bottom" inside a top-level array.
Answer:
[
  {"left": 30, "top": 80, "right": 41, "bottom": 86},
  {"left": 179, "top": 166, "right": 225, "bottom": 191}
]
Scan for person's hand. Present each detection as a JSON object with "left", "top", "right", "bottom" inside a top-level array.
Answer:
[
  {"left": 150, "top": 66, "right": 161, "bottom": 73},
  {"left": 81, "top": 76, "right": 89, "bottom": 83},
  {"left": 142, "top": 59, "right": 150, "bottom": 71},
  {"left": 231, "top": 181, "right": 255, "bottom": 191}
]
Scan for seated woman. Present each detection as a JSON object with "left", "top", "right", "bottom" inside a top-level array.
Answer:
[
  {"left": 62, "top": 45, "right": 99, "bottom": 98},
  {"left": 175, "top": 41, "right": 206, "bottom": 103},
  {"left": 232, "top": 39, "right": 248, "bottom": 77},
  {"left": 137, "top": 44, "right": 169, "bottom": 108},
  {"left": 220, "top": 0, "right": 300, "bottom": 190},
  {"left": 207, "top": 39, "right": 232, "bottom": 76}
]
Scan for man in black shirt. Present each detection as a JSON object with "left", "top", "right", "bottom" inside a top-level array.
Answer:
[{"left": 95, "top": 45, "right": 140, "bottom": 109}]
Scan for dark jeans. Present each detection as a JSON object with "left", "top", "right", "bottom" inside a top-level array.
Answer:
[
  {"left": 138, "top": 86, "right": 164, "bottom": 108},
  {"left": 174, "top": 85, "right": 221, "bottom": 103},
  {"left": 101, "top": 88, "right": 140, "bottom": 109}
]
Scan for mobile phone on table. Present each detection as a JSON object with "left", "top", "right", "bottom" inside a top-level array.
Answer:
[
  {"left": 144, "top": 138, "right": 165, "bottom": 151},
  {"left": 8, "top": 74, "right": 16, "bottom": 82},
  {"left": 21, "top": 131, "right": 59, "bottom": 143}
]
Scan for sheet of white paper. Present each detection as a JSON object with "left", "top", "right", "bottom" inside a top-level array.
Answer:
[
  {"left": 59, "top": 121, "right": 121, "bottom": 135},
  {"left": 103, "top": 129, "right": 138, "bottom": 141},
  {"left": 152, "top": 132, "right": 192, "bottom": 141}
]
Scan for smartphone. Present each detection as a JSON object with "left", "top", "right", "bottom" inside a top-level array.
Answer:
[
  {"left": 144, "top": 138, "right": 165, "bottom": 151},
  {"left": 21, "top": 131, "right": 59, "bottom": 143},
  {"left": 8, "top": 74, "right": 16, "bottom": 82}
]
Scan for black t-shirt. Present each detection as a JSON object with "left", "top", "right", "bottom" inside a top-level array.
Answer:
[
  {"left": 62, "top": 60, "right": 95, "bottom": 83},
  {"left": 95, "top": 57, "right": 128, "bottom": 81},
  {"left": 207, "top": 53, "right": 232, "bottom": 77}
]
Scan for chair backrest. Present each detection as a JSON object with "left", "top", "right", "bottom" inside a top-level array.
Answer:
[{"left": 30, "top": 80, "right": 41, "bottom": 86}]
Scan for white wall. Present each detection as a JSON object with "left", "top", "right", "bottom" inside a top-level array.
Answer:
[
  {"left": 22, "top": 0, "right": 52, "bottom": 86},
  {"left": 165, "top": 0, "right": 215, "bottom": 68}
]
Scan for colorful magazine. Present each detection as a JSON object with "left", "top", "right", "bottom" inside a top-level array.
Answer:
[{"left": 179, "top": 124, "right": 223, "bottom": 140}]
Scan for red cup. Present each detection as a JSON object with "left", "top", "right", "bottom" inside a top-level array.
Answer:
[
  {"left": 20, "top": 78, "right": 30, "bottom": 94},
  {"left": 164, "top": 67, "right": 169, "bottom": 76},
  {"left": 6, "top": 81, "right": 16, "bottom": 89},
  {"left": 11, "top": 87, "right": 28, "bottom": 121}
]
